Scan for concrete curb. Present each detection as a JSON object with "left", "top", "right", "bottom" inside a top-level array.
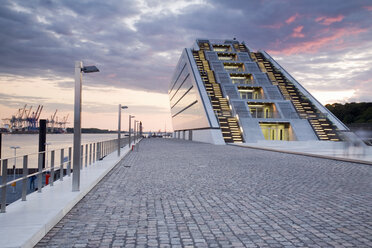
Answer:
[
  {"left": 0, "top": 144, "right": 135, "bottom": 248},
  {"left": 231, "top": 144, "right": 372, "bottom": 166}
]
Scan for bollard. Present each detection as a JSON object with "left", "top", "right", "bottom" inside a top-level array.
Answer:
[
  {"left": 22, "top": 155, "right": 28, "bottom": 201},
  {"left": 38, "top": 120, "right": 46, "bottom": 169}
]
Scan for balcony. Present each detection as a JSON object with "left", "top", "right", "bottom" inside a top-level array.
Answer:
[
  {"left": 248, "top": 102, "right": 280, "bottom": 119},
  {"left": 238, "top": 86, "right": 264, "bottom": 100},
  {"left": 224, "top": 63, "right": 244, "bottom": 72},
  {"left": 213, "top": 45, "right": 231, "bottom": 52},
  {"left": 217, "top": 53, "right": 237, "bottom": 61}
]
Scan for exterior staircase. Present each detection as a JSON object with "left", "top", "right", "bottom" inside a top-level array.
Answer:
[
  {"left": 193, "top": 47, "right": 243, "bottom": 143},
  {"left": 251, "top": 52, "right": 341, "bottom": 141}
]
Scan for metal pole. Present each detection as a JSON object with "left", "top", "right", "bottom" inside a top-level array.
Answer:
[
  {"left": 22, "top": 155, "right": 27, "bottom": 201},
  {"left": 93, "top": 143, "right": 96, "bottom": 164},
  {"left": 128, "top": 115, "right": 132, "bottom": 148},
  {"left": 60, "top": 148, "right": 64, "bottom": 181},
  {"left": 50, "top": 150, "right": 54, "bottom": 186},
  {"left": 137, "top": 121, "right": 139, "bottom": 141},
  {"left": 37, "top": 153, "right": 43, "bottom": 192},
  {"left": 118, "top": 104, "right": 121, "bottom": 157},
  {"left": 133, "top": 120, "right": 137, "bottom": 144},
  {"left": 72, "top": 61, "right": 82, "bottom": 191},
  {"left": 68, "top": 147, "right": 72, "bottom": 177},
  {"left": 89, "top": 143, "right": 92, "bottom": 165},
  {"left": 12, "top": 147, "right": 17, "bottom": 193},
  {"left": 0, "top": 133, "right": 2, "bottom": 159},
  {"left": 38, "top": 120, "right": 46, "bottom": 169},
  {"left": 80, "top": 145, "right": 83, "bottom": 170},
  {"left": 1, "top": 159, "right": 8, "bottom": 212},
  {"left": 85, "top": 144, "right": 88, "bottom": 167}
]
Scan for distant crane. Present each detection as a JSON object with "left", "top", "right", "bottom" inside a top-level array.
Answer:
[
  {"left": 48, "top": 110, "right": 58, "bottom": 132},
  {"left": 26, "top": 105, "right": 43, "bottom": 131}
]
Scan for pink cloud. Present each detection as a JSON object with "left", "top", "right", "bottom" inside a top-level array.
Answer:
[
  {"left": 285, "top": 13, "right": 300, "bottom": 24},
  {"left": 268, "top": 27, "right": 367, "bottom": 55},
  {"left": 262, "top": 23, "right": 284, "bottom": 29},
  {"left": 107, "top": 73, "right": 117, "bottom": 78},
  {"left": 291, "top": 25, "right": 305, "bottom": 38},
  {"left": 363, "top": 6, "right": 372, "bottom": 11},
  {"left": 316, "top": 15, "right": 344, "bottom": 25}
]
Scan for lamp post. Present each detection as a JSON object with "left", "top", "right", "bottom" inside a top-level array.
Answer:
[
  {"left": 72, "top": 61, "right": 99, "bottom": 192},
  {"left": 10, "top": 146, "right": 20, "bottom": 193},
  {"left": 128, "top": 115, "right": 135, "bottom": 148},
  {"left": 118, "top": 104, "right": 128, "bottom": 156},
  {"left": 137, "top": 121, "right": 140, "bottom": 140},
  {"left": 133, "top": 120, "right": 137, "bottom": 143},
  {"left": 134, "top": 120, "right": 139, "bottom": 143}
]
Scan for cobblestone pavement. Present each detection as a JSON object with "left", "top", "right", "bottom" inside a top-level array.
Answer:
[{"left": 36, "top": 139, "right": 372, "bottom": 247}]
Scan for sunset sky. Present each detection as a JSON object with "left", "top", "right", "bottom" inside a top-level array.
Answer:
[{"left": 1, "top": 0, "right": 371, "bottom": 132}]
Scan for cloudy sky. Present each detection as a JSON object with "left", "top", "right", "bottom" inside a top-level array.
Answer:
[{"left": 0, "top": 0, "right": 371, "bottom": 131}]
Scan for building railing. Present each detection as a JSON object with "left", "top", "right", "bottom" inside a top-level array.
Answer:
[
  {"left": 231, "top": 79, "right": 254, "bottom": 85},
  {"left": 249, "top": 110, "right": 281, "bottom": 119},
  {"left": 0, "top": 135, "right": 139, "bottom": 213},
  {"left": 225, "top": 68, "right": 244, "bottom": 73}
]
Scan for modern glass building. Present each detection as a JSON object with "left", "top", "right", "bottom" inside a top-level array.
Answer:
[{"left": 169, "top": 39, "right": 354, "bottom": 144}]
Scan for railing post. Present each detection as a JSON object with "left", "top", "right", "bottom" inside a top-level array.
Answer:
[
  {"left": 37, "top": 153, "right": 43, "bottom": 192},
  {"left": 68, "top": 147, "right": 72, "bottom": 177},
  {"left": 80, "top": 145, "right": 83, "bottom": 170},
  {"left": 22, "top": 155, "right": 28, "bottom": 201},
  {"left": 85, "top": 144, "right": 88, "bottom": 168},
  {"left": 50, "top": 150, "right": 55, "bottom": 186},
  {"left": 97, "top": 143, "right": 99, "bottom": 160},
  {"left": 89, "top": 143, "right": 92, "bottom": 165},
  {"left": 93, "top": 143, "right": 96, "bottom": 163},
  {"left": 60, "top": 148, "right": 64, "bottom": 181},
  {"left": 1, "top": 159, "right": 8, "bottom": 213}
]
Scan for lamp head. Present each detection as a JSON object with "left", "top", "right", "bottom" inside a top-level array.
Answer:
[
  {"left": 121, "top": 106, "right": 128, "bottom": 109},
  {"left": 82, "top": 65, "right": 99, "bottom": 73}
]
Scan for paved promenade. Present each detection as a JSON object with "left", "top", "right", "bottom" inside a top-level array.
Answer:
[{"left": 37, "top": 139, "right": 372, "bottom": 247}]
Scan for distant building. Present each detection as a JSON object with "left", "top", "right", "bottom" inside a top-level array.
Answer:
[{"left": 169, "top": 39, "right": 356, "bottom": 144}]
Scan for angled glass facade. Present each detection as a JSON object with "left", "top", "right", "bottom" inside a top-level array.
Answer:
[
  {"left": 170, "top": 39, "right": 350, "bottom": 144},
  {"left": 169, "top": 49, "right": 212, "bottom": 131}
]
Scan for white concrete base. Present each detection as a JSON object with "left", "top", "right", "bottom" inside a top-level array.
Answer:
[
  {"left": 174, "top": 129, "right": 225, "bottom": 145},
  {"left": 232, "top": 140, "right": 372, "bottom": 164},
  {"left": 0, "top": 141, "right": 137, "bottom": 248}
]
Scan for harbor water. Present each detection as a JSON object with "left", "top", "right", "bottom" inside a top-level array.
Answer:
[{"left": 1, "top": 133, "right": 118, "bottom": 169}]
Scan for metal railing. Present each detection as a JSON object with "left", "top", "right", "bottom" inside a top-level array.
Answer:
[
  {"left": 231, "top": 79, "right": 254, "bottom": 85},
  {"left": 0, "top": 135, "right": 138, "bottom": 213}
]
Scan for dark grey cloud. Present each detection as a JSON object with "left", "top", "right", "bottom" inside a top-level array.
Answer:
[{"left": 0, "top": 0, "right": 371, "bottom": 101}]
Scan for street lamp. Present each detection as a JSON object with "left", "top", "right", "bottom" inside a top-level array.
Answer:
[
  {"left": 118, "top": 104, "right": 128, "bottom": 156},
  {"left": 10, "top": 146, "right": 20, "bottom": 193},
  {"left": 133, "top": 120, "right": 137, "bottom": 143},
  {"left": 73, "top": 61, "right": 99, "bottom": 192},
  {"left": 136, "top": 121, "right": 140, "bottom": 141},
  {"left": 128, "top": 115, "right": 135, "bottom": 148}
]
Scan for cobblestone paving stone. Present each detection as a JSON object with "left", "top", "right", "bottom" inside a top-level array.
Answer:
[{"left": 36, "top": 139, "right": 372, "bottom": 247}]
